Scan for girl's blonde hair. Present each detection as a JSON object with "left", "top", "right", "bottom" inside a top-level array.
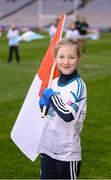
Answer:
[{"left": 53, "top": 39, "right": 81, "bottom": 58}]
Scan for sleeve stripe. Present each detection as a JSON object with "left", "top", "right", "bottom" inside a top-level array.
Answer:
[
  {"left": 56, "top": 95, "right": 66, "bottom": 107},
  {"left": 78, "top": 79, "right": 84, "bottom": 99},
  {"left": 51, "top": 95, "right": 74, "bottom": 122},
  {"left": 77, "top": 78, "right": 82, "bottom": 98},
  {"left": 76, "top": 78, "right": 84, "bottom": 99},
  {"left": 54, "top": 95, "right": 67, "bottom": 110},
  {"left": 77, "top": 79, "right": 80, "bottom": 97},
  {"left": 52, "top": 95, "right": 71, "bottom": 115}
]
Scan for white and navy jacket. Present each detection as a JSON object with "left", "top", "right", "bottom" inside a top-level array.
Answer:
[{"left": 38, "top": 70, "right": 87, "bottom": 162}]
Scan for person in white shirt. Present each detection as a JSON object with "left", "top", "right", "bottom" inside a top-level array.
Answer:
[
  {"left": 65, "top": 22, "right": 80, "bottom": 40},
  {"left": 49, "top": 19, "right": 57, "bottom": 40},
  {"left": 39, "top": 39, "right": 87, "bottom": 179},
  {"left": 7, "top": 24, "right": 20, "bottom": 63}
]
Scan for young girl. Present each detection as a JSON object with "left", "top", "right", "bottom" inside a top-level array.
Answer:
[{"left": 38, "top": 39, "right": 87, "bottom": 179}]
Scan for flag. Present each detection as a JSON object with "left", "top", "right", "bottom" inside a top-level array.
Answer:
[
  {"left": 19, "top": 31, "right": 45, "bottom": 42},
  {"left": 11, "top": 14, "right": 65, "bottom": 161}
]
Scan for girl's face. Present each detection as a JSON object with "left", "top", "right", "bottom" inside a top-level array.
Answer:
[{"left": 55, "top": 44, "right": 79, "bottom": 75}]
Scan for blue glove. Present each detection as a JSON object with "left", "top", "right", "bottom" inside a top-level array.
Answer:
[
  {"left": 39, "top": 95, "right": 50, "bottom": 110},
  {"left": 43, "top": 88, "right": 55, "bottom": 100}
]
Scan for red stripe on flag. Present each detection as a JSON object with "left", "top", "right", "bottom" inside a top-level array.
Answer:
[{"left": 38, "top": 14, "right": 65, "bottom": 96}]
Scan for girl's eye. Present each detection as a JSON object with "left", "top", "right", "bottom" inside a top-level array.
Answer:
[
  {"left": 69, "top": 56, "right": 74, "bottom": 59},
  {"left": 59, "top": 56, "right": 64, "bottom": 59}
]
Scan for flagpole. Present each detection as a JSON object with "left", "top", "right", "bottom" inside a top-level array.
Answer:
[
  {"left": 41, "top": 14, "right": 65, "bottom": 118},
  {"left": 41, "top": 61, "right": 56, "bottom": 118}
]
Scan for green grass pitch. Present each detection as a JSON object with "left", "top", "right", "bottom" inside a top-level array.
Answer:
[{"left": 0, "top": 31, "right": 111, "bottom": 179}]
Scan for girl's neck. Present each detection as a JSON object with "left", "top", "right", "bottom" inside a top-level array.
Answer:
[{"left": 58, "top": 69, "right": 79, "bottom": 85}]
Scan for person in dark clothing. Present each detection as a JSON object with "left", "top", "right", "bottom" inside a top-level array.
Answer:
[
  {"left": 75, "top": 15, "right": 81, "bottom": 32},
  {"left": 75, "top": 16, "right": 89, "bottom": 53},
  {"left": 78, "top": 16, "right": 89, "bottom": 36}
]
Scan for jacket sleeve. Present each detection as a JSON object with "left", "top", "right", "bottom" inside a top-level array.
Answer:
[{"left": 50, "top": 78, "right": 87, "bottom": 123}]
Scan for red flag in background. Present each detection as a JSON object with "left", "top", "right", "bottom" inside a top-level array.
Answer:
[
  {"left": 11, "top": 14, "right": 65, "bottom": 161},
  {"left": 38, "top": 14, "right": 65, "bottom": 96}
]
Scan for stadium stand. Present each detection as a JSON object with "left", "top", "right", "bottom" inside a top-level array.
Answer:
[
  {"left": 79, "top": 0, "right": 111, "bottom": 29},
  {"left": 0, "top": 0, "right": 111, "bottom": 29}
]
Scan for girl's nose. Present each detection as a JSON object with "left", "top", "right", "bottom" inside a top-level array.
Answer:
[{"left": 64, "top": 57, "right": 69, "bottom": 64}]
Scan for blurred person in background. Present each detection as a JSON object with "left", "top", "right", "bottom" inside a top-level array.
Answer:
[
  {"left": 75, "top": 16, "right": 89, "bottom": 53},
  {"left": 7, "top": 24, "right": 20, "bottom": 63},
  {"left": 78, "top": 16, "right": 89, "bottom": 36},
  {"left": 65, "top": 22, "right": 80, "bottom": 40},
  {"left": 49, "top": 19, "right": 57, "bottom": 41},
  {"left": 75, "top": 15, "right": 81, "bottom": 32}
]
